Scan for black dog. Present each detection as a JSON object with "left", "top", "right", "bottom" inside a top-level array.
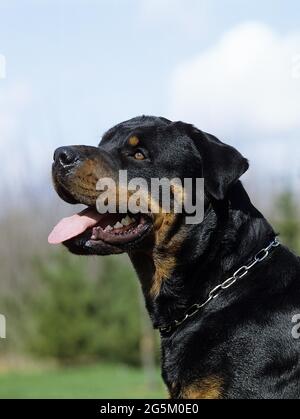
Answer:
[{"left": 50, "top": 116, "right": 300, "bottom": 399}]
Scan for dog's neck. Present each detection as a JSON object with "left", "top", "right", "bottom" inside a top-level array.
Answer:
[{"left": 130, "top": 182, "right": 275, "bottom": 330}]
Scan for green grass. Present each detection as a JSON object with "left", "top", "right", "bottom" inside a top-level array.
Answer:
[{"left": 0, "top": 364, "right": 166, "bottom": 399}]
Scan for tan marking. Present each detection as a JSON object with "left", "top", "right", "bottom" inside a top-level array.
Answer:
[
  {"left": 154, "top": 213, "right": 177, "bottom": 245},
  {"left": 151, "top": 254, "right": 176, "bottom": 298},
  {"left": 180, "top": 377, "right": 223, "bottom": 400},
  {"left": 64, "top": 158, "right": 116, "bottom": 206},
  {"left": 150, "top": 213, "right": 186, "bottom": 298},
  {"left": 128, "top": 136, "right": 140, "bottom": 147},
  {"left": 168, "top": 382, "right": 178, "bottom": 399},
  {"left": 75, "top": 158, "right": 114, "bottom": 180}
]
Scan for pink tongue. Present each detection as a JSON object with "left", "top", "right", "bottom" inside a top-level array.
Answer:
[{"left": 48, "top": 208, "right": 103, "bottom": 245}]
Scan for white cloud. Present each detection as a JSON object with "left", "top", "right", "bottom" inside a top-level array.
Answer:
[{"left": 169, "top": 22, "right": 300, "bottom": 142}]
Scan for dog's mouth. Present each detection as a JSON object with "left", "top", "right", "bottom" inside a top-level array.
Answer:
[{"left": 48, "top": 206, "right": 152, "bottom": 250}]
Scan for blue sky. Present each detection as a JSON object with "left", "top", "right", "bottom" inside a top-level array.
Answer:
[{"left": 0, "top": 0, "right": 300, "bottom": 200}]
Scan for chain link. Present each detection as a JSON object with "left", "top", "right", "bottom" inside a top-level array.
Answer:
[{"left": 159, "top": 239, "right": 280, "bottom": 334}]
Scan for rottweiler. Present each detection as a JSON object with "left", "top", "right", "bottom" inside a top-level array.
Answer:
[{"left": 49, "top": 116, "right": 300, "bottom": 399}]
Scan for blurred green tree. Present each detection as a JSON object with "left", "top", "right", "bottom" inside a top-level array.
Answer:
[
  {"left": 273, "top": 191, "right": 300, "bottom": 253},
  {"left": 29, "top": 251, "right": 142, "bottom": 365}
]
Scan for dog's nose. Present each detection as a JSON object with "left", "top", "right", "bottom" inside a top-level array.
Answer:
[{"left": 53, "top": 147, "right": 78, "bottom": 167}]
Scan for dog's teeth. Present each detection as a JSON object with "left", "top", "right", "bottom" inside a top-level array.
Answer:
[
  {"left": 104, "top": 225, "right": 112, "bottom": 232},
  {"left": 114, "top": 222, "right": 123, "bottom": 229},
  {"left": 121, "top": 216, "right": 133, "bottom": 226},
  {"left": 125, "top": 215, "right": 134, "bottom": 226}
]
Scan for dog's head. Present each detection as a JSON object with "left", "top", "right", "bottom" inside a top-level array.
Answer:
[{"left": 49, "top": 116, "right": 248, "bottom": 257}]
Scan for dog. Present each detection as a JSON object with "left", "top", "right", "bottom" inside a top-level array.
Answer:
[{"left": 49, "top": 116, "right": 300, "bottom": 399}]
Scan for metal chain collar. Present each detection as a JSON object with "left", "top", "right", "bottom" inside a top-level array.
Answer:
[{"left": 158, "top": 238, "right": 280, "bottom": 335}]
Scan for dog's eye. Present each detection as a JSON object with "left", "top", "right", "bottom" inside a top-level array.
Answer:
[{"left": 134, "top": 151, "right": 145, "bottom": 161}]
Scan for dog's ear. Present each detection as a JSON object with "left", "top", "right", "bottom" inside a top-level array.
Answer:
[{"left": 189, "top": 126, "right": 249, "bottom": 201}]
